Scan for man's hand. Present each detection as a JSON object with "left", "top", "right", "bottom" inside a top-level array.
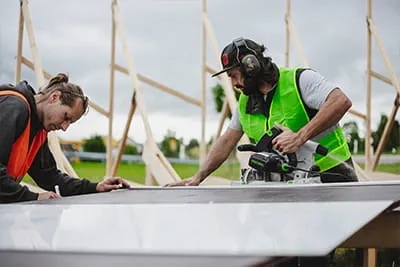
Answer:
[
  {"left": 37, "top": 192, "right": 60, "bottom": 200},
  {"left": 96, "top": 177, "right": 131, "bottom": 192},
  {"left": 272, "top": 123, "right": 305, "bottom": 153},
  {"left": 165, "top": 177, "right": 202, "bottom": 187}
]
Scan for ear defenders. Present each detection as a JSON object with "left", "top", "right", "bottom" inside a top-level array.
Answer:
[{"left": 233, "top": 37, "right": 261, "bottom": 77}]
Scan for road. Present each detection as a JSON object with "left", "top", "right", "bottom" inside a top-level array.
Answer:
[{"left": 352, "top": 154, "right": 400, "bottom": 164}]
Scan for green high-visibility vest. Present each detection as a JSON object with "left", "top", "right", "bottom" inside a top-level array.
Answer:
[{"left": 238, "top": 68, "right": 351, "bottom": 172}]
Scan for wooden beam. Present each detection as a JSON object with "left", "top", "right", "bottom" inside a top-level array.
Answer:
[
  {"left": 287, "top": 17, "right": 309, "bottom": 67},
  {"left": 200, "top": 0, "right": 207, "bottom": 164},
  {"left": 145, "top": 165, "right": 156, "bottom": 186},
  {"left": 87, "top": 100, "right": 110, "bottom": 118},
  {"left": 364, "top": 248, "right": 376, "bottom": 267},
  {"left": 112, "top": 0, "right": 181, "bottom": 183},
  {"left": 21, "top": 0, "right": 45, "bottom": 87},
  {"left": 142, "top": 140, "right": 181, "bottom": 184},
  {"left": 107, "top": 7, "right": 117, "bottom": 176},
  {"left": 21, "top": 0, "right": 78, "bottom": 177},
  {"left": 368, "top": 17, "right": 400, "bottom": 96},
  {"left": 202, "top": 13, "right": 237, "bottom": 114},
  {"left": 21, "top": 56, "right": 51, "bottom": 79},
  {"left": 370, "top": 70, "right": 393, "bottom": 86},
  {"left": 213, "top": 99, "right": 229, "bottom": 145},
  {"left": 348, "top": 109, "right": 367, "bottom": 120},
  {"left": 114, "top": 64, "right": 201, "bottom": 107},
  {"left": 202, "top": 11, "right": 251, "bottom": 169},
  {"left": 111, "top": 96, "right": 137, "bottom": 177},
  {"left": 372, "top": 98, "right": 399, "bottom": 170},
  {"left": 15, "top": 2, "right": 24, "bottom": 83},
  {"left": 21, "top": 56, "right": 110, "bottom": 118},
  {"left": 340, "top": 211, "right": 400, "bottom": 248},
  {"left": 365, "top": 0, "right": 373, "bottom": 172},
  {"left": 139, "top": 73, "right": 201, "bottom": 107}
]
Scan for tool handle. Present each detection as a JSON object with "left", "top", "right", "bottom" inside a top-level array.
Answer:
[
  {"left": 237, "top": 144, "right": 257, "bottom": 152},
  {"left": 303, "top": 140, "right": 329, "bottom": 156}
]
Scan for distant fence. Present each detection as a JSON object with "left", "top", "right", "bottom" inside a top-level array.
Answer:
[
  {"left": 64, "top": 151, "right": 199, "bottom": 165},
  {"left": 64, "top": 152, "right": 400, "bottom": 165}
]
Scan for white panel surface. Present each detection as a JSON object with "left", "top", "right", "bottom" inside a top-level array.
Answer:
[{"left": 0, "top": 201, "right": 392, "bottom": 256}]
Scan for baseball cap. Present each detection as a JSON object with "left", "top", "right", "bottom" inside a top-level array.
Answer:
[{"left": 212, "top": 38, "right": 265, "bottom": 77}]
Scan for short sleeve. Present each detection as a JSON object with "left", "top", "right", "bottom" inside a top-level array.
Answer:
[
  {"left": 228, "top": 108, "right": 243, "bottom": 132},
  {"left": 298, "top": 69, "right": 340, "bottom": 109}
]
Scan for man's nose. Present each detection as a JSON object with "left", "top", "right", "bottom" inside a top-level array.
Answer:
[{"left": 230, "top": 78, "right": 236, "bottom": 87}]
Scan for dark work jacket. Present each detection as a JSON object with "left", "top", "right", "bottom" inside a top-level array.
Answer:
[{"left": 0, "top": 81, "right": 98, "bottom": 203}]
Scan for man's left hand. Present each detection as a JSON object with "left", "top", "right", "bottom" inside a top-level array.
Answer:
[
  {"left": 272, "top": 123, "right": 305, "bottom": 153},
  {"left": 96, "top": 177, "right": 131, "bottom": 192}
]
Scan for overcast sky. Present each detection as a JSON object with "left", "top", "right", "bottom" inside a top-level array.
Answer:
[{"left": 1, "top": 0, "right": 399, "bottom": 144}]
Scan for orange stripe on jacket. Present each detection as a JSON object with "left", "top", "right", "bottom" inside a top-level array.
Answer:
[{"left": 0, "top": 90, "right": 47, "bottom": 182}]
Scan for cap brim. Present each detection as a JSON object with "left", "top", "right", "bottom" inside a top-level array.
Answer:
[{"left": 211, "top": 64, "right": 239, "bottom": 77}]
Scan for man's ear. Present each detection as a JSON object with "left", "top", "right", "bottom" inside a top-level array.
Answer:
[{"left": 48, "top": 90, "right": 61, "bottom": 103}]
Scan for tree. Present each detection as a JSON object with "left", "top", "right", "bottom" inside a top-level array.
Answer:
[
  {"left": 159, "top": 129, "right": 181, "bottom": 158},
  {"left": 123, "top": 144, "right": 138, "bottom": 155},
  {"left": 83, "top": 135, "right": 106, "bottom": 152},
  {"left": 185, "top": 138, "right": 199, "bottom": 159},
  {"left": 185, "top": 138, "right": 199, "bottom": 152},
  {"left": 372, "top": 114, "right": 400, "bottom": 152},
  {"left": 211, "top": 83, "right": 240, "bottom": 118}
]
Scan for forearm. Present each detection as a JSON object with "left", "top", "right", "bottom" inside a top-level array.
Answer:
[
  {"left": 0, "top": 166, "right": 38, "bottom": 203},
  {"left": 29, "top": 144, "right": 98, "bottom": 196},
  {"left": 50, "top": 173, "right": 98, "bottom": 196},
  {"left": 195, "top": 143, "right": 230, "bottom": 182},
  {"left": 30, "top": 166, "right": 98, "bottom": 196},
  {"left": 195, "top": 129, "right": 242, "bottom": 182},
  {"left": 298, "top": 88, "right": 351, "bottom": 143}
]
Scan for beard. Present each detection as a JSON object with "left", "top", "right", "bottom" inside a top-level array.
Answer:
[{"left": 242, "top": 74, "right": 264, "bottom": 96}]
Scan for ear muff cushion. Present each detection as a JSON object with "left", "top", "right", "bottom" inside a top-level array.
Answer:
[{"left": 241, "top": 54, "right": 261, "bottom": 77}]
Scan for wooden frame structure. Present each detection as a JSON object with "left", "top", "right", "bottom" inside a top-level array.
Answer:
[
  {"left": 13, "top": 0, "right": 201, "bottom": 186},
  {"left": 285, "top": 0, "right": 399, "bottom": 173},
  {"left": 365, "top": 0, "right": 400, "bottom": 172},
  {"left": 108, "top": 0, "right": 209, "bottom": 185},
  {"left": 13, "top": 0, "right": 398, "bottom": 188}
]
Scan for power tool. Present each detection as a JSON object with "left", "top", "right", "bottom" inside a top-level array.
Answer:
[{"left": 237, "top": 127, "right": 328, "bottom": 185}]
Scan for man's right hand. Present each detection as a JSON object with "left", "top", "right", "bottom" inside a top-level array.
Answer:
[
  {"left": 165, "top": 177, "right": 202, "bottom": 187},
  {"left": 37, "top": 192, "right": 60, "bottom": 200}
]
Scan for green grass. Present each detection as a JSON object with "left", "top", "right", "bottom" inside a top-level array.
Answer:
[
  {"left": 75, "top": 161, "right": 240, "bottom": 184},
  {"left": 22, "top": 160, "right": 241, "bottom": 185},
  {"left": 358, "top": 163, "right": 400, "bottom": 174}
]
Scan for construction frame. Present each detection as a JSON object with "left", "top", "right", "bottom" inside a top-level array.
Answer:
[
  {"left": 14, "top": 0, "right": 399, "bottom": 188},
  {"left": 9, "top": 1, "right": 400, "bottom": 267}
]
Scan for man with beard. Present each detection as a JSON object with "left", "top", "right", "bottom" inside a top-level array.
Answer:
[
  {"left": 168, "top": 37, "right": 360, "bottom": 266},
  {"left": 169, "top": 37, "right": 358, "bottom": 187}
]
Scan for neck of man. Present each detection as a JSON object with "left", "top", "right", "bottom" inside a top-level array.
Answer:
[
  {"left": 34, "top": 94, "right": 45, "bottom": 123},
  {"left": 259, "top": 82, "right": 274, "bottom": 95}
]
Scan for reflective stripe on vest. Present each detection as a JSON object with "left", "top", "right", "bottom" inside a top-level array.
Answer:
[
  {"left": 238, "top": 68, "right": 351, "bottom": 172},
  {"left": 0, "top": 90, "right": 47, "bottom": 181}
]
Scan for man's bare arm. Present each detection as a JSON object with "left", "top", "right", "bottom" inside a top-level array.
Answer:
[
  {"left": 298, "top": 88, "right": 352, "bottom": 143},
  {"left": 194, "top": 128, "right": 243, "bottom": 183},
  {"left": 167, "top": 128, "right": 243, "bottom": 186}
]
